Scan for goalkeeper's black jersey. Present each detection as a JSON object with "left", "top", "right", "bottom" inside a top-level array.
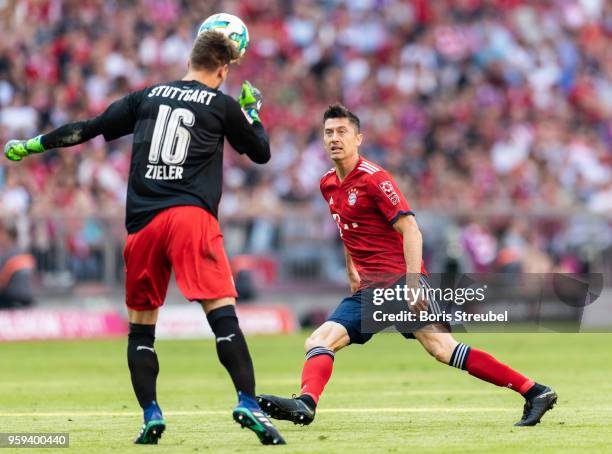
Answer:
[{"left": 99, "top": 79, "right": 269, "bottom": 233}]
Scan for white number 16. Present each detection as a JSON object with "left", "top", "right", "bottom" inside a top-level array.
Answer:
[{"left": 148, "top": 104, "right": 195, "bottom": 165}]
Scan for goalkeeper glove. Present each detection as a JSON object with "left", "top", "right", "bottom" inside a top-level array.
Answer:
[
  {"left": 238, "top": 80, "right": 262, "bottom": 124},
  {"left": 4, "top": 135, "right": 45, "bottom": 161}
]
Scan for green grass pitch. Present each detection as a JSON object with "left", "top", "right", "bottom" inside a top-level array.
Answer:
[{"left": 1, "top": 332, "right": 611, "bottom": 453}]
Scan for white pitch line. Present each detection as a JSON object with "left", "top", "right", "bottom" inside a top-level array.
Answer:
[
  {"left": 0, "top": 408, "right": 517, "bottom": 418},
  {"left": 324, "top": 408, "right": 516, "bottom": 413}
]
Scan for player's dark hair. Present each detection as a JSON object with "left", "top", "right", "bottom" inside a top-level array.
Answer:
[
  {"left": 323, "top": 103, "right": 360, "bottom": 132},
  {"left": 190, "top": 31, "right": 239, "bottom": 71}
]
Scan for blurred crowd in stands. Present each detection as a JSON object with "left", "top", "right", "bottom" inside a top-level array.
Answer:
[{"left": 0, "top": 0, "right": 610, "bottom": 283}]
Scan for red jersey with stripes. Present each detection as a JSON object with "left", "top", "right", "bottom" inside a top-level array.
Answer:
[{"left": 320, "top": 157, "right": 426, "bottom": 289}]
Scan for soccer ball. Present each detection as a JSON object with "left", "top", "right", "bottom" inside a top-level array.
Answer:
[{"left": 198, "top": 13, "right": 249, "bottom": 60}]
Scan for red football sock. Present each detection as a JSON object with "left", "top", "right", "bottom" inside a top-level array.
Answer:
[
  {"left": 300, "top": 349, "right": 334, "bottom": 404},
  {"left": 465, "top": 348, "right": 534, "bottom": 394}
]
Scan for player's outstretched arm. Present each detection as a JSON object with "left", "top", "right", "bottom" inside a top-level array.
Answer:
[
  {"left": 5, "top": 116, "right": 109, "bottom": 161},
  {"left": 224, "top": 81, "right": 270, "bottom": 164},
  {"left": 4, "top": 90, "right": 142, "bottom": 162}
]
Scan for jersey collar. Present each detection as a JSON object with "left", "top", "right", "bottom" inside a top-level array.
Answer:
[{"left": 336, "top": 156, "right": 363, "bottom": 186}]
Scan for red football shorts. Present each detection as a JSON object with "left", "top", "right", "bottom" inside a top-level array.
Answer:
[{"left": 123, "top": 205, "right": 237, "bottom": 311}]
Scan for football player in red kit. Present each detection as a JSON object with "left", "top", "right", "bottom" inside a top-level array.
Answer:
[{"left": 258, "top": 103, "right": 557, "bottom": 428}]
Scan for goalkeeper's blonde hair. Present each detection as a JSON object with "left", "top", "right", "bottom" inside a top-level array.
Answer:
[{"left": 190, "top": 31, "right": 239, "bottom": 71}]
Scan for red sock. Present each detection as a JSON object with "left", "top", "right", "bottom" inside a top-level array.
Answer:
[
  {"left": 465, "top": 347, "right": 534, "bottom": 394},
  {"left": 300, "top": 349, "right": 334, "bottom": 404}
]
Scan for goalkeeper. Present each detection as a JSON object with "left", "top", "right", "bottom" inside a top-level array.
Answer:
[{"left": 4, "top": 31, "right": 285, "bottom": 446}]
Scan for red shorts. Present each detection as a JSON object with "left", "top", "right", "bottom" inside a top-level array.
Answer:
[{"left": 123, "top": 206, "right": 237, "bottom": 311}]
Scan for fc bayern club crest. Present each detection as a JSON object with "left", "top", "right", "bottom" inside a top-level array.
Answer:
[{"left": 348, "top": 188, "right": 358, "bottom": 206}]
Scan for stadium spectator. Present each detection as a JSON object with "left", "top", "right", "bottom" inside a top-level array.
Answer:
[{"left": 0, "top": 221, "right": 35, "bottom": 308}]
